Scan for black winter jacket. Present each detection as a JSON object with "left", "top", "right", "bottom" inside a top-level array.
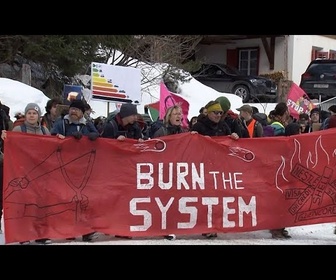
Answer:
[{"left": 191, "top": 115, "right": 231, "bottom": 136}]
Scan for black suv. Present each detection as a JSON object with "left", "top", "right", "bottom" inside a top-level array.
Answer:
[
  {"left": 190, "top": 63, "right": 277, "bottom": 103},
  {"left": 299, "top": 59, "right": 336, "bottom": 101}
]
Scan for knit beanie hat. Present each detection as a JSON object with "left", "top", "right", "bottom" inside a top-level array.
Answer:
[
  {"left": 206, "top": 102, "right": 223, "bottom": 113},
  {"left": 25, "top": 103, "right": 41, "bottom": 118},
  {"left": 215, "top": 96, "right": 231, "bottom": 112},
  {"left": 69, "top": 99, "right": 85, "bottom": 113},
  {"left": 119, "top": 103, "right": 138, "bottom": 118}
]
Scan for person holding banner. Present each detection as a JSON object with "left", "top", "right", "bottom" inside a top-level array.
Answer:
[
  {"left": 269, "top": 102, "right": 292, "bottom": 239},
  {"left": 153, "top": 105, "right": 187, "bottom": 138},
  {"left": 152, "top": 104, "right": 197, "bottom": 240},
  {"left": 100, "top": 103, "right": 144, "bottom": 239},
  {"left": 153, "top": 104, "right": 183, "bottom": 240},
  {"left": 192, "top": 100, "right": 239, "bottom": 140},
  {"left": 215, "top": 96, "right": 249, "bottom": 139},
  {"left": 50, "top": 99, "right": 100, "bottom": 242},
  {"left": 2, "top": 103, "right": 52, "bottom": 244},
  {"left": 101, "top": 103, "right": 143, "bottom": 141},
  {"left": 191, "top": 100, "right": 239, "bottom": 239}
]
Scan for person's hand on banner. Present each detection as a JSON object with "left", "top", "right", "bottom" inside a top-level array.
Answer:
[
  {"left": 72, "top": 131, "right": 83, "bottom": 140},
  {"left": 230, "top": 132, "right": 239, "bottom": 140}
]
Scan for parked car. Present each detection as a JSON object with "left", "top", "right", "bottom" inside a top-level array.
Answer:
[
  {"left": 299, "top": 59, "right": 336, "bottom": 101},
  {"left": 190, "top": 63, "right": 278, "bottom": 103}
]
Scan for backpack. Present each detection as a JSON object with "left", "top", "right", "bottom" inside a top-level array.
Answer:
[
  {"left": 252, "top": 121, "right": 275, "bottom": 137},
  {"left": 20, "top": 123, "right": 47, "bottom": 135},
  {"left": 94, "top": 116, "right": 107, "bottom": 135},
  {"left": 261, "top": 124, "right": 275, "bottom": 137},
  {"left": 253, "top": 112, "right": 275, "bottom": 137},
  {"left": 100, "top": 118, "right": 119, "bottom": 138},
  {"left": 270, "top": 121, "right": 285, "bottom": 136},
  {"left": 148, "top": 119, "right": 164, "bottom": 138},
  {"left": 106, "top": 110, "right": 119, "bottom": 123},
  {"left": 97, "top": 109, "right": 123, "bottom": 138}
]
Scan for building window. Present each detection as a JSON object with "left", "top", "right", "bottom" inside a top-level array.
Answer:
[
  {"left": 311, "top": 48, "right": 328, "bottom": 60},
  {"left": 329, "top": 51, "right": 336, "bottom": 59},
  {"left": 238, "top": 48, "right": 258, "bottom": 76}
]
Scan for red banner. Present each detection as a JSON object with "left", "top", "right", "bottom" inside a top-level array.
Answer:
[
  {"left": 3, "top": 130, "right": 336, "bottom": 243},
  {"left": 159, "top": 82, "right": 190, "bottom": 128},
  {"left": 287, "top": 82, "right": 316, "bottom": 119}
]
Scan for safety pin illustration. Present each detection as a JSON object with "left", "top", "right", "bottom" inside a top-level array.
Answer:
[
  {"left": 56, "top": 147, "right": 96, "bottom": 221},
  {"left": 133, "top": 139, "right": 167, "bottom": 153}
]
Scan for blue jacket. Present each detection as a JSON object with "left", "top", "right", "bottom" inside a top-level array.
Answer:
[{"left": 51, "top": 115, "right": 98, "bottom": 136}]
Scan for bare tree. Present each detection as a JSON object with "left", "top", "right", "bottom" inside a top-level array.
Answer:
[
  {"left": 105, "top": 35, "right": 204, "bottom": 93},
  {"left": 0, "top": 35, "right": 205, "bottom": 99}
]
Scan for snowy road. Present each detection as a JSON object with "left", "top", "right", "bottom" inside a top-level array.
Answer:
[{"left": 1, "top": 222, "right": 335, "bottom": 245}]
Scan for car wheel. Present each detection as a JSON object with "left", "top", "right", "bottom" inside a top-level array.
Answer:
[{"left": 232, "top": 85, "right": 250, "bottom": 103}]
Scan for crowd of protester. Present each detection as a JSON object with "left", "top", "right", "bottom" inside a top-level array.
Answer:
[{"left": 1, "top": 91, "right": 336, "bottom": 244}]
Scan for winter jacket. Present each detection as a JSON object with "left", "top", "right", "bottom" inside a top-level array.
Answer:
[
  {"left": 50, "top": 115, "right": 98, "bottom": 136},
  {"left": 191, "top": 115, "right": 231, "bottom": 136},
  {"left": 225, "top": 111, "right": 249, "bottom": 138},
  {"left": 153, "top": 123, "right": 185, "bottom": 138},
  {"left": 101, "top": 113, "right": 143, "bottom": 140},
  {"left": 12, "top": 121, "right": 50, "bottom": 135}
]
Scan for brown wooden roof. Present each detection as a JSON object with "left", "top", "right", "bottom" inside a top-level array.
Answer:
[
  {"left": 200, "top": 35, "right": 336, "bottom": 45},
  {"left": 199, "top": 35, "right": 285, "bottom": 45}
]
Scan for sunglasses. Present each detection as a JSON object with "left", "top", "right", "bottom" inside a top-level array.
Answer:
[{"left": 212, "top": 111, "right": 224, "bottom": 116}]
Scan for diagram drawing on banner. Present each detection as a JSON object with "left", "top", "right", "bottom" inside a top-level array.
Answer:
[{"left": 91, "top": 62, "right": 141, "bottom": 104}]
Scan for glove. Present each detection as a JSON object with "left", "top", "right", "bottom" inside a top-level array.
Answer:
[
  {"left": 88, "top": 132, "right": 99, "bottom": 141},
  {"left": 72, "top": 131, "right": 83, "bottom": 140}
]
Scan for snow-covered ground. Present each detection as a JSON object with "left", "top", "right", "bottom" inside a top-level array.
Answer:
[{"left": 1, "top": 217, "right": 335, "bottom": 245}]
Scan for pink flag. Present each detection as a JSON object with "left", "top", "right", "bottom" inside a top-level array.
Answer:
[
  {"left": 286, "top": 82, "right": 316, "bottom": 120},
  {"left": 159, "top": 82, "right": 190, "bottom": 128}
]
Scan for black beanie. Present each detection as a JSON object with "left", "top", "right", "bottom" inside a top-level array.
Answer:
[
  {"left": 69, "top": 100, "right": 85, "bottom": 113},
  {"left": 119, "top": 103, "right": 138, "bottom": 118}
]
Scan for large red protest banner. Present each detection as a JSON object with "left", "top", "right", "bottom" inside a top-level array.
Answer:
[{"left": 3, "top": 130, "right": 336, "bottom": 243}]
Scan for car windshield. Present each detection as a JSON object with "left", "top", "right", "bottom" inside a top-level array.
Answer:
[
  {"left": 308, "top": 63, "right": 336, "bottom": 75},
  {"left": 216, "top": 64, "right": 242, "bottom": 75}
]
